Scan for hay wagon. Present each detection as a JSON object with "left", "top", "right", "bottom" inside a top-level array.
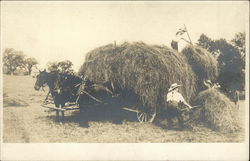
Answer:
[{"left": 41, "top": 90, "right": 157, "bottom": 123}]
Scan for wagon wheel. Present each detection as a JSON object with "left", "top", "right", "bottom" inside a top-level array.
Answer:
[{"left": 136, "top": 109, "right": 156, "bottom": 123}]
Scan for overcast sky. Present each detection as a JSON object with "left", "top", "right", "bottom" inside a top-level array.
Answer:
[{"left": 1, "top": 1, "right": 248, "bottom": 71}]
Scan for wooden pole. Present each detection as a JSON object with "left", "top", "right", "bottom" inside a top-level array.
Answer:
[
  {"left": 184, "top": 24, "right": 193, "bottom": 45},
  {"left": 181, "top": 38, "right": 192, "bottom": 45},
  {"left": 81, "top": 90, "right": 103, "bottom": 103}
]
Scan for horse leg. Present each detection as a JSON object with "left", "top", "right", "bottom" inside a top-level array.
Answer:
[
  {"left": 61, "top": 111, "right": 65, "bottom": 123},
  {"left": 60, "top": 105, "right": 65, "bottom": 124},
  {"left": 55, "top": 103, "right": 60, "bottom": 122},
  {"left": 53, "top": 94, "right": 60, "bottom": 122},
  {"left": 60, "top": 102, "right": 65, "bottom": 123},
  {"left": 55, "top": 103, "right": 63, "bottom": 123},
  {"left": 57, "top": 104, "right": 63, "bottom": 124},
  {"left": 56, "top": 110, "right": 60, "bottom": 122}
]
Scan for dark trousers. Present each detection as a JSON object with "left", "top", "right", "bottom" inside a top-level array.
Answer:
[{"left": 166, "top": 101, "right": 184, "bottom": 128}]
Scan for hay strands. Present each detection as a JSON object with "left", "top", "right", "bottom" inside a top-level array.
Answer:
[{"left": 194, "top": 89, "right": 241, "bottom": 132}]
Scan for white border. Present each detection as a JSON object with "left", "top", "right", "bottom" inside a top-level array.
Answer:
[{"left": 1, "top": 143, "right": 249, "bottom": 160}]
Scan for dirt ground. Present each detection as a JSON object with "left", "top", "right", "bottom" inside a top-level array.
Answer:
[{"left": 2, "top": 75, "right": 245, "bottom": 142}]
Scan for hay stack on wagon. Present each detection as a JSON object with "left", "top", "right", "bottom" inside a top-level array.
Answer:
[
  {"left": 182, "top": 45, "right": 218, "bottom": 91},
  {"left": 79, "top": 42, "right": 197, "bottom": 114},
  {"left": 194, "top": 88, "right": 241, "bottom": 132}
]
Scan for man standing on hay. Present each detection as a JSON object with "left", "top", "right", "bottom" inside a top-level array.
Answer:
[{"left": 166, "top": 83, "right": 193, "bottom": 129}]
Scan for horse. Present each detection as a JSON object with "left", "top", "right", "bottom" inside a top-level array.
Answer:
[
  {"left": 34, "top": 70, "right": 119, "bottom": 126},
  {"left": 34, "top": 70, "right": 64, "bottom": 107},
  {"left": 34, "top": 70, "right": 80, "bottom": 106},
  {"left": 34, "top": 70, "right": 83, "bottom": 122}
]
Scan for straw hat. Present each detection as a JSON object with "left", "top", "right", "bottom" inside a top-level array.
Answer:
[{"left": 168, "top": 83, "right": 182, "bottom": 92}]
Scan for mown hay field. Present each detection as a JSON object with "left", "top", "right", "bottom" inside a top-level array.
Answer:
[{"left": 3, "top": 75, "right": 245, "bottom": 142}]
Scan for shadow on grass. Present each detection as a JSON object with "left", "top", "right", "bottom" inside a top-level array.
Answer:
[{"left": 42, "top": 105, "right": 139, "bottom": 125}]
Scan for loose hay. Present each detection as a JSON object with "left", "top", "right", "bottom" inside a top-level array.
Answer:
[
  {"left": 79, "top": 42, "right": 197, "bottom": 113},
  {"left": 182, "top": 45, "right": 218, "bottom": 90},
  {"left": 194, "top": 88, "right": 241, "bottom": 132}
]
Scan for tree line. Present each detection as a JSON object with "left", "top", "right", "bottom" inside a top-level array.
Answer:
[
  {"left": 197, "top": 32, "right": 245, "bottom": 94},
  {"left": 2, "top": 48, "right": 74, "bottom": 75},
  {"left": 46, "top": 60, "right": 74, "bottom": 74},
  {"left": 2, "top": 48, "right": 38, "bottom": 75}
]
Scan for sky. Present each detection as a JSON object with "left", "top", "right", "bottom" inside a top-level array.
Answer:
[{"left": 1, "top": 1, "right": 248, "bottom": 71}]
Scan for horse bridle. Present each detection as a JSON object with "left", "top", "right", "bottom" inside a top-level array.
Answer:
[{"left": 37, "top": 81, "right": 46, "bottom": 92}]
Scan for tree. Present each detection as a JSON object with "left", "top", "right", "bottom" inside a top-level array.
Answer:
[
  {"left": 197, "top": 34, "right": 221, "bottom": 58},
  {"left": 197, "top": 33, "right": 214, "bottom": 52},
  {"left": 25, "top": 57, "right": 38, "bottom": 75},
  {"left": 197, "top": 33, "right": 245, "bottom": 94},
  {"left": 215, "top": 38, "right": 245, "bottom": 93},
  {"left": 47, "top": 60, "right": 74, "bottom": 74},
  {"left": 231, "top": 32, "right": 245, "bottom": 55},
  {"left": 58, "top": 60, "right": 74, "bottom": 73},
  {"left": 47, "top": 61, "right": 60, "bottom": 72},
  {"left": 3, "top": 48, "right": 26, "bottom": 75}
]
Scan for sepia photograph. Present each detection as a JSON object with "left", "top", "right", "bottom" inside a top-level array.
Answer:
[{"left": 0, "top": 1, "right": 249, "bottom": 160}]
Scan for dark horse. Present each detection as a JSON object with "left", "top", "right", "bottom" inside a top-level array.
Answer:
[
  {"left": 34, "top": 70, "right": 83, "bottom": 122},
  {"left": 34, "top": 70, "right": 82, "bottom": 107},
  {"left": 34, "top": 70, "right": 117, "bottom": 127}
]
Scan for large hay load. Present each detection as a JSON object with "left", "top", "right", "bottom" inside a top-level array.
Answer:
[
  {"left": 79, "top": 42, "right": 197, "bottom": 114},
  {"left": 194, "top": 88, "right": 241, "bottom": 132},
  {"left": 182, "top": 45, "right": 218, "bottom": 91}
]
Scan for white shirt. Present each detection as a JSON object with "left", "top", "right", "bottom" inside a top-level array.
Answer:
[{"left": 167, "top": 91, "right": 185, "bottom": 102}]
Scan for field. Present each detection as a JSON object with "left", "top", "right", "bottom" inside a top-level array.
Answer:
[{"left": 2, "top": 75, "right": 245, "bottom": 142}]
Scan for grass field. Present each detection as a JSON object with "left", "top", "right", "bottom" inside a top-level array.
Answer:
[{"left": 2, "top": 75, "right": 245, "bottom": 142}]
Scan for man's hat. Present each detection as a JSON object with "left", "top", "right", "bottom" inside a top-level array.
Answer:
[{"left": 168, "top": 83, "right": 182, "bottom": 92}]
